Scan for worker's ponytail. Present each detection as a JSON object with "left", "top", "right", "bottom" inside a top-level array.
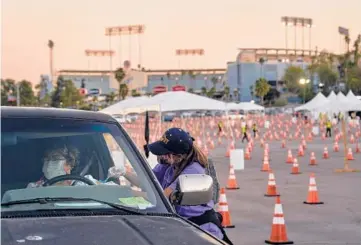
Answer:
[{"left": 192, "top": 144, "right": 208, "bottom": 168}]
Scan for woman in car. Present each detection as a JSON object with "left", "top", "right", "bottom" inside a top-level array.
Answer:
[
  {"left": 148, "top": 128, "right": 232, "bottom": 244},
  {"left": 27, "top": 145, "right": 80, "bottom": 187},
  {"left": 27, "top": 145, "right": 124, "bottom": 187}
]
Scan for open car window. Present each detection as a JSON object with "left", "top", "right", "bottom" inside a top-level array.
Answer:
[{"left": 1, "top": 117, "right": 167, "bottom": 213}]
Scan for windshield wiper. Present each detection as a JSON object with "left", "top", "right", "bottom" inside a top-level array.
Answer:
[{"left": 1, "top": 197, "right": 146, "bottom": 215}]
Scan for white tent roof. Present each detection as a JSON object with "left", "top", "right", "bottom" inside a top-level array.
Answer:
[
  {"left": 336, "top": 91, "right": 349, "bottom": 103},
  {"left": 327, "top": 91, "right": 337, "bottom": 100},
  {"left": 100, "top": 96, "right": 159, "bottom": 115},
  {"left": 103, "top": 91, "right": 227, "bottom": 114},
  {"left": 295, "top": 92, "right": 329, "bottom": 111},
  {"left": 227, "top": 102, "right": 264, "bottom": 111},
  {"left": 346, "top": 90, "right": 361, "bottom": 105},
  {"left": 148, "top": 91, "right": 227, "bottom": 112},
  {"left": 313, "top": 91, "right": 361, "bottom": 113}
]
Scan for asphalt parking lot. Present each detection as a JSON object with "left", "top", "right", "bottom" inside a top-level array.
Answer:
[{"left": 210, "top": 129, "right": 361, "bottom": 245}]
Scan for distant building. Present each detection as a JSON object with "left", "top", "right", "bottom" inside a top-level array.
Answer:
[
  {"left": 146, "top": 69, "right": 226, "bottom": 95},
  {"left": 56, "top": 47, "right": 325, "bottom": 100},
  {"left": 56, "top": 69, "right": 147, "bottom": 95},
  {"left": 56, "top": 68, "right": 226, "bottom": 96},
  {"left": 227, "top": 48, "right": 321, "bottom": 102}
]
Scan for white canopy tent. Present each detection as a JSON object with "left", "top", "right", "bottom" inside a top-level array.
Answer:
[
  {"left": 294, "top": 92, "right": 329, "bottom": 111},
  {"left": 149, "top": 91, "right": 227, "bottom": 112},
  {"left": 100, "top": 96, "right": 159, "bottom": 115},
  {"left": 346, "top": 90, "right": 361, "bottom": 105},
  {"left": 226, "top": 102, "right": 264, "bottom": 111},
  {"left": 109, "top": 91, "right": 228, "bottom": 113},
  {"left": 327, "top": 91, "right": 337, "bottom": 100},
  {"left": 336, "top": 91, "right": 349, "bottom": 104},
  {"left": 313, "top": 92, "right": 361, "bottom": 114}
]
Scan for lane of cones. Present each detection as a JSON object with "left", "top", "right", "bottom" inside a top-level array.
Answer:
[{"left": 122, "top": 113, "right": 360, "bottom": 244}]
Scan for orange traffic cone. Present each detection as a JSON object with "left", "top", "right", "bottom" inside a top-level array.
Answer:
[
  {"left": 356, "top": 142, "right": 360, "bottom": 153},
  {"left": 265, "top": 171, "right": 280, "bottom": 197},
  {"left": 333, "top": 141, "right": 339, "bottom": 152},
  {"left": 261, "top": 155, "right": 271, "bottom": 172},
  {"left": 218, "top": 188, "right": 235, "bottom": 228},
  {"left": 265, "top": 196, "right": 293, "bottom": 244},
  {"left": 281, "top": 140, "right": 286, "bottom": 148},
  {"left": 226, "top": 165, "right": 240, "bottom": 190},
  {"left": 304, "top": 173, "right": 324, "bottom": 205},
  {"left": 298, "top": 145, "right": 304, "bottom": 157},
  {"left": 322, "top": 147, "right": 329, "bottom": 159},
  {"left": 244, "top": 147, "right": 251, "bottom": 160},
  {"left": 291, "top": 158, "right": 301, "bottom": 174},
  {"left": 286, "top": 150, "right": 293, "bottom": 164},
  {"left": 309, "top": 152, "right": 317, "bottom": 165},
  {"left": 347, "top": 148, "right": 354, "bottom": 160}
]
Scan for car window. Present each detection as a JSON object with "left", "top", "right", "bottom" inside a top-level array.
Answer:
[{"left": 1, "top": 117, "right": 168, "bottom": 213}]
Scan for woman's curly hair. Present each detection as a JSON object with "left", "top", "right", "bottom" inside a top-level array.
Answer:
[{"left": 44, "top": 145, "right": 80, "bottom": 168}]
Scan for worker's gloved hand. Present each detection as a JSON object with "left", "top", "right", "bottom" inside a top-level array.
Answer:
[
  {"left": 108, "top": 151, "right": 127, "bottom": 177},
  {"left": 107, "top": 165, "right": 126, "bottom": 179}
]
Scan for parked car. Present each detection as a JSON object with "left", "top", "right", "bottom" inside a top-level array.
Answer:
[
  {"left": 163, "top": 112, "right": 176, "bottom": 122},
  {"left": 1, "top": 107, "right": 225, "bottom": 245}
]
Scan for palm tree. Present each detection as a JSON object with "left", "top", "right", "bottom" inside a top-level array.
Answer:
[
  {"left": 249, "top": 85, "right": 254, "bottom": 100},
  {"left": 119, "top": 83, "right": 129, "bottom": 100},
  {"left": 353, "top": 34, "right": 361, "bottom": 66},
  {"left": 211, "top": 76, "right": 218, "bottom": 88},
  {"left": 48, "top": 40, "right": 54, "bottom": 81},
  {"left": 207, "top": 87, "right": 216, "bottom": 98},
  {"left": 115, "top": 67, "right": 126, "bottom": 83},
  {"left": 201, "top": 87, "right": 207, "bottom": 96},
  {"left": 114, "top": 67, "right": 126, "bottom": 100},
  {"left": 259, "top": 57, "right": 266, "bottom": 78},
  {"left": 223, "top": 86, "right": 230, "bottom": 101},
  {"left": 106, "top": 92, "right": 116, "bottom": 105},
  {"left": 255, "top": 78, "right": 271, "bottom": 105},
  {"left": 233, "top": 88, "right": 239, "bottom": 102},
  {"left": 345, "top": 35, "right": 351, "bottom": 53}
]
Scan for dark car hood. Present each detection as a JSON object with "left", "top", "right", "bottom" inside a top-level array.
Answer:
[{"left": 1, "top": 215, "right": 223, "bottom": 245}]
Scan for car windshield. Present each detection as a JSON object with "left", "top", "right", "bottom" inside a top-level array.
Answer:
[{"left": 1, "top": 117, "right": 168, "bottom": 213}]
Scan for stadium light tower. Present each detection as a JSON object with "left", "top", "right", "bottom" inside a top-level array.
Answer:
[
  {"left": 85, "top": 49, "right": 115, "bottom": 84},
  {"left": 175, "top": 49, "right": 205, "bottom": 69},
  {"left": 281, "top": 17, "right": 314, "bottom": 54},
  {"left": 105, "top": 25, "right": 145, "bottom": 69}
]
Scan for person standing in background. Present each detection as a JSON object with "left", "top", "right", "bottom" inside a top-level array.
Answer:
[
  {"left": 325, "top": 120, "right": 332, "bottom": 137},
  {"left": 252, "top": 123, "right": 258, "bottom": 138}
]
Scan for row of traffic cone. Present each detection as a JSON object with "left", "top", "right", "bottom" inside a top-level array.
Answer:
[{"left": 264, "top": 173, "right": 323, "bottom": 244}]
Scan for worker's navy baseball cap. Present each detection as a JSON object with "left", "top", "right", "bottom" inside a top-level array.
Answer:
[{"left": 148, "top": 128, "right": 193, "bottom": 155}]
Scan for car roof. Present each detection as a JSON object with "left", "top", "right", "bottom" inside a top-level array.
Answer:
[{"left": 1, "top": 106, "right": 117, "bottom": 123}]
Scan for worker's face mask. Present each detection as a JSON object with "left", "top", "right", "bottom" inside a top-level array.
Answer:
[
  {"left": 160, "top": 154, "right": 184, "bottom": 165},
  {"left": 42, "top": 159, "right": 70, "bottom": 180}
]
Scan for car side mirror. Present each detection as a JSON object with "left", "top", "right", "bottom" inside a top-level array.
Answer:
[{"left": 170, "top": 174, "right": 213, "bottom": 206}]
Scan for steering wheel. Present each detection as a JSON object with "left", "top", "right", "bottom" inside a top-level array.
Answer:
[{"left": 42, "top": 174, "right": 96, "bottom": 186}]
